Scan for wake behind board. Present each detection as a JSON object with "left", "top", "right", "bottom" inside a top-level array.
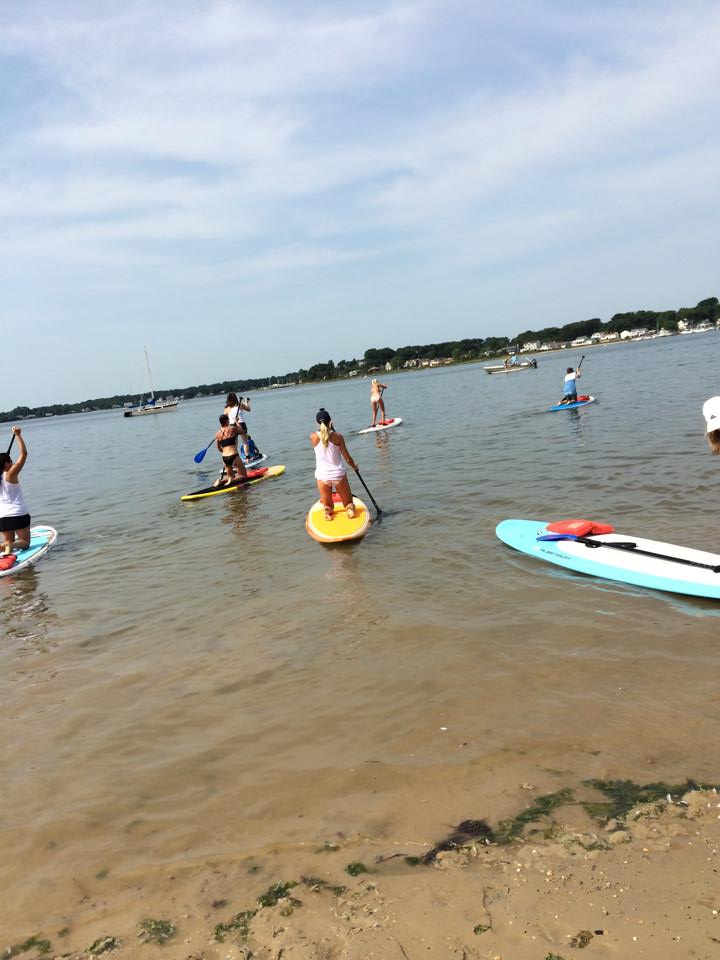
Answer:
[
  {"left": 358, "top": 417, "right": 403, "bottom": 435},
  {"left": 306, "top": 495, "right": 370, "bottom": 543},
  {"left": 181, "top": 465, "right": 285, "bottom": 501},
  {"left": 548, "top": 396, "right": 596, "bottom": 412},
  {"left": 0, "top": 525, "right": 58, "bottom": 578},
  {"left": 496, "top": 519, "right": 720, "bottom": 600}
]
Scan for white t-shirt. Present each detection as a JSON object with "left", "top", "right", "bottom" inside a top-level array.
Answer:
[
  {"left": 564, "top": 372, "right": 578, "bottom": 384},
  {"left": 227, "top": 404, "right": 246, "bottom": 425}
]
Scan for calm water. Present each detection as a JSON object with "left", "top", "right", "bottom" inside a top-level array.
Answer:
[{"left": 3, "top": 332, "right": 720, "bottom": 932}]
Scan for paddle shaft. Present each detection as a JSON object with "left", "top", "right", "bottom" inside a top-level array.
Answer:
[
  {"left": 353, "top": 467, "right": 382, "bottom": 519},
  {"left": 538, "top": 534, "right": 720, "bottom": 573},
  {"left": 6, "top": 433, "right": 15, "bottom": 456}
]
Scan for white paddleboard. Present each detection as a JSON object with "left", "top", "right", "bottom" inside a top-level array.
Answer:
[
  {"left": 0, "top": 525, "right": 58, "bottom": 578},
  {"left": 497, "top": 519, "right": 720, "bottom": 600},
  {"left": 358, "top": 417, "right": 403, "bottom": 434}
]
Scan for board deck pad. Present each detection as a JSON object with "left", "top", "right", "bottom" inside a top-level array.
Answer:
[
  {"left": 548, "top": 396, "right": 596, "bottom": 411},
  {"left": 496, "top": 518, "right": 720, "bottom": 600},
  {"left": 0, "top": 524, "right": 58, "bottom": 578},
  {"left": 358, "top": 417, "right": 403, "bottom": 434},
  {"left": 306, "top": 496, "right": 370, "bottom": 543},
  {"left": 181, "top": 465, "right": 285, "bottom": 501}
]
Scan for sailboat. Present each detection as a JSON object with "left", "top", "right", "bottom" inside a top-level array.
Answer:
[{"left": 123, "top": 347, "right": 179, "bottom": 417}]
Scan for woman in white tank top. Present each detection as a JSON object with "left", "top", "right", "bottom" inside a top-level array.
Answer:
[
  {"left": 0, "top": 426, "right": 31, "bottom": 555},
  {"left": 310, "top": 408, "right": 358, "bottom": 521}
]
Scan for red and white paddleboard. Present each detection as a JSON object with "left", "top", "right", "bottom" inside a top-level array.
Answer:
[{"left": 358, "top": 417, "right": 403, "bottom": 434}]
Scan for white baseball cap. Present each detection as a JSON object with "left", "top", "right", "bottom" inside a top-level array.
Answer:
[{"left": 702, "top": 397, "right": 720, "bottom": 433}]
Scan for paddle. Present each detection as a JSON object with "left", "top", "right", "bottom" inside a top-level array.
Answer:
[
  {"left": 194, "top": 440, "right": 214, "bottom": 464},
  {"left": 536, "top": 533, "right": 720, "bottom": 574},
  {"left": 353, "top": 467, "right": 382, "bottom": 520},
  {"left": 6, "top": 432, "right": 16, "bottom": 456}
]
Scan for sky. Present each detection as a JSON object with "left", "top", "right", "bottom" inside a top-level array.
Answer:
[{"left": 1, "top": 0, "right": 719, "bottom": 407}]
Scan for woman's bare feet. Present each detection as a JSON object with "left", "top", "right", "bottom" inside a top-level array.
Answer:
[{"left": 346, "top": 503, "right": 356, "bottom": 519}]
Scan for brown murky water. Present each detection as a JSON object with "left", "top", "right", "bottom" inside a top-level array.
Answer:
[{"left": 3, "top": 333, "right": 720, "bottom": 943}]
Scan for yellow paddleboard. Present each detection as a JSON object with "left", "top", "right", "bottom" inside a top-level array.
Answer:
[
  {"left": 181, "top": 465, "right": 286, "bottom": 501},
  {"left": 306, "top": 496, "right": 371, "bottom": 543}
]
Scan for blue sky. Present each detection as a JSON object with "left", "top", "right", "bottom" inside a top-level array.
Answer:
[{"left": 2, "top": 0, "right": 719, "bottom": 407}]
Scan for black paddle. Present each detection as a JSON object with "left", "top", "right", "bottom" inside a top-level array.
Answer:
[
  {"left": 6, "top": 432, "right": 16, "bottom": 456},
  {"left": 353, "top": 467, "right": 382, "bottom": 520},
  {"left": 537, "top": 533, "right": 720, "bottom": 574}
]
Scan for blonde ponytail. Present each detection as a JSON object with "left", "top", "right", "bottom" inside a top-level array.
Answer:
[{"left": 318, "top": 421, "right": 330, "bottom": 447}]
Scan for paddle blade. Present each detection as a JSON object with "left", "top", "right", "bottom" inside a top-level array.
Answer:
[{"left": 194, "top": 445, "right": 210, "bottom": 463}]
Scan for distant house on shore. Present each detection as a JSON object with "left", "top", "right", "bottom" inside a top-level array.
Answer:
[{"left": 521, "top": 341, "right": 541, "bottom": 352}]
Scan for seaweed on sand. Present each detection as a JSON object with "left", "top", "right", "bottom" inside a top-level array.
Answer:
[
  {"left": 582, "top": 778, "right": 714, "bottom": 822},
  {"left": 422, "top": 819, "right": 494, "bottom": 863},
  {"left": 494, "top": 789, "right": 574, "bottom": 844},
  {"left": 3, "top": 936, "right": 52, "bottom": 958},
  {"left": 137, "top": 919, "right": 176, "bottom": 945}
]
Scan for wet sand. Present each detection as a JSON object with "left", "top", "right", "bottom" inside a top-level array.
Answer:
[{"left": 6, "top": 784, "right": 720, "bottom": 959}]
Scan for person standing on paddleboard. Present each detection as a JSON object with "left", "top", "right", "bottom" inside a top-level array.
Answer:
[
  {"left": 214, "top": 414, "right": 247, "bottom": 486},
  {"left": 0, "top": 427, "right": 31, "bottom": 555},
  {"left": 224, "top": 392, "right": 260, "bottom": 462},
  {"left": 311, "top": 409, "right": 358, "bottom": 522},
  {"left": 559, "top": 365, "right": 580, "bottom": 405},
  {"left": 370, "top": 379, "right": 388, "bottom": 427}
]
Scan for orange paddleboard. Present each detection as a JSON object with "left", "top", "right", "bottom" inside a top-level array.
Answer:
[{"left": 306, "top": 495, "right": 371, "bottom": 543}]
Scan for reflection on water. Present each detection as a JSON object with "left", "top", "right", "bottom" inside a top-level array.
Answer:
[{"left": 0, "top": 567, "right": 56, "bottom": 646}]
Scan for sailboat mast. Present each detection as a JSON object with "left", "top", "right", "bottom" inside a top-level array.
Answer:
[{"left": 144, "top": 346, "right": 155, "bottom": 400}]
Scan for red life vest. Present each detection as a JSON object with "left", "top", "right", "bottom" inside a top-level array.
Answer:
[{"left": 546, "top": 519, "right": 615, "bottom": 536}]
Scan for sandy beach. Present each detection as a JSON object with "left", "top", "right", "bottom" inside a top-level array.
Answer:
[{"left": 7, "top": 781, "right": 720, "bottom": 960}]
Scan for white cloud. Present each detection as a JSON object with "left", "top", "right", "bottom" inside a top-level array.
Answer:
[{"left": 1, "top": 0, "right": 720, "bottom": 404}]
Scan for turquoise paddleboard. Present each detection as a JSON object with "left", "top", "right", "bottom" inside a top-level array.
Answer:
[
  {"left": 548, "top": 396, "right": 596, "bottom": 412},
  {"left": 0, "top": 525, "right": 58, "bottom": 578},
  {"left": 496, "top": 519, "right": 720, "bottom": 600}
]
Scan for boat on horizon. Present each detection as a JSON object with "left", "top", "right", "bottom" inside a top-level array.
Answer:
[
  {"left": 123, "top": 348, "right": 179, "bottom": 417},
  {"left": 483, "top": 359, "right": 537, "bottom": 374}
]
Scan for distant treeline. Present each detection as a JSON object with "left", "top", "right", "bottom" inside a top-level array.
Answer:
[{"left": 2, "top": 296, "right": 717, "bottom": 423}]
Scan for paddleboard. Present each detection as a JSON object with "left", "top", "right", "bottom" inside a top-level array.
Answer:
[
  {"left": 548, "top": 396, "right": 596, "bottom": 412},
  {"left": 496, "top": 519, "right": 720, "bottom": 600},
  {"left": 181, "top": 465, "right": 285, "bottom": 501},
  {"left": 0, "top": 525, "right": 58, "bottom": 578},
  {"left": 241, "top": 453, "right": 268, "bottom": 467},
  {"left": 306, "top": 495, "right": 371, "bottom": 543},
  {"left": 358, "top": 417, "right": 403, "bottom": 434}
]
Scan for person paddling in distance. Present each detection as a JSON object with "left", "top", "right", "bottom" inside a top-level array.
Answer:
[
  {"left": 370, "top": 379, "right": 389, "bottom": 427},
  {"left": 311, "top": 408, "right": 358, "bottom": 521},
  {"left": 213, "top": 414, "right": 247, "bottom": 487},
  {"left": 703, "top": 397, "right": 720, "bottom": 453},
  {"left": 559, "top": 364, "right": 581, "bottom": 405},
  {"left": 224, "top": 392, "right": 260, "bottom": 461},
  {"left": 0, "top": 427, "right": 31, "bottom": 555}
]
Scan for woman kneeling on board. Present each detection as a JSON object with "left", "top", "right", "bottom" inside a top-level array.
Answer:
[
  {"left": 214, "top": 414, "right": 247, "bottom": 486},
  {"left": 0, "top": 427, "right": 31, "bottom": 555},
  {"left": 311, "top": 408, "right": 358, "bottom": 521}
]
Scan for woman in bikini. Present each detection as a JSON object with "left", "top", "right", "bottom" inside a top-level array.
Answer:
[
  {"left": 310, "top": 408, "right": 357, "bottom": 521},
  {"left": 370, "top": 379, "right": 388, "bottom": 427},
  {"left": 214, "top": 414, "right": 247, "bottom": 486}
]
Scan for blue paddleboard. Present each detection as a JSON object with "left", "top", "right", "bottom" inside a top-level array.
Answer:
[
  {"left": 548, "top": 396, "right": 596, "bottom": 412},
  {"left": 496, "top": 519, "right": 720, "bottom": 600},
  {"left": 0, "top": 525, "right": 58, "bottom": 578}
]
